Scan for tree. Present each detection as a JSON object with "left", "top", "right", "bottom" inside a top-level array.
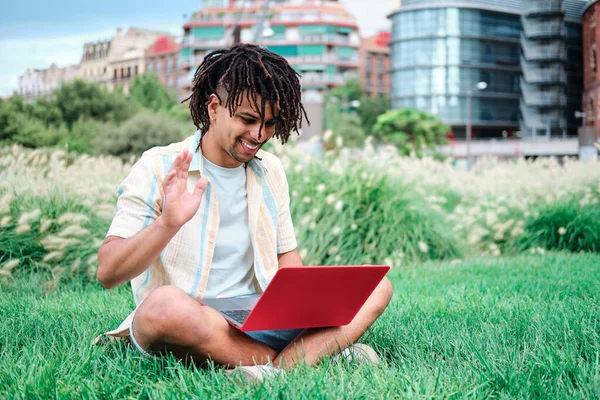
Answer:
[
  {"left": 323, "top": 101, "right": 366, "bottom": 148},
  {"left": 325, "top": 78, "right": 391, "bottom": 136},
  {"left": 95, "top": 111, "right": 187, "bottom": 158},
  {"left": 129, "top": 73, "right": 176, "bottom": 112},
  {"left": 372, "top": 108, "right": 450, "bottom": 156},
  {"left": 54, "top": 79, "right": 138, "bottom": 127}
]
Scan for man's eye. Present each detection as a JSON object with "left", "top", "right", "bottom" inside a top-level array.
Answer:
[{"left": 242, "top": 117, "right": 255, "bottom": 124}]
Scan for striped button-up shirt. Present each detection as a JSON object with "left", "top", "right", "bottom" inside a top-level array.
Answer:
[{"left": 103, "top": 130, "right": 297, "bottom": 338}]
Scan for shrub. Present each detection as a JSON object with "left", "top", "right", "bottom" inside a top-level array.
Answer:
[
  {"left": 514, "top": 199, "right": 600, "bottom": 253},
  {"left": 94, "top": 111, "right": 188, "bottom": 158}
]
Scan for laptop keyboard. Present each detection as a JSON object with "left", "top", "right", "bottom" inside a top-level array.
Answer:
[{"left": 221, "top": 309, "right": 252, "bottom": 324}]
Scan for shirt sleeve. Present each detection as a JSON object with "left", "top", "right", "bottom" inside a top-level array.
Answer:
[
  {"left": 106, "top": 155, "right": 162, "bottom": 239},
  {"left": 275, "top": 159, "right": 297, "bottom": 254}
]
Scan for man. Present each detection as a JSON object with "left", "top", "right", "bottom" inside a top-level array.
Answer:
[{"left": 97, "top": 43, "right": 393, "bottom": 381}]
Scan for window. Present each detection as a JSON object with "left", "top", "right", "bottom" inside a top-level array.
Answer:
[
  {"left": 134, "top": 65, "right": 138, "bottom": 76},
  {"left": 114, "top": 69, "right": 117, "bottom": 80},
  {"left": 127, "top": 66, "right": 131, "bottom": 77},
  {"left": 592, "top": 45, "right": 597, "bottom": 73}
]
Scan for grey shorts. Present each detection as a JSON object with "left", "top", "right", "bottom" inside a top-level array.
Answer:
[{"left": 129, "top": 311, "right": 305, "bottom": 358}]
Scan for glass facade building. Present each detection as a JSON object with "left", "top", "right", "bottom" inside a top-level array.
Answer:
[{"left": 390, "top": 0, "right": 586, "bottom": 140}]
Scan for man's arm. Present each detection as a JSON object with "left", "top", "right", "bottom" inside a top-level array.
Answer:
[
  {"left": 97, "top": 150, "right": 207, "bottom": 289},
  {"left": 277, "top": 248, "right": 303, "bottom": 268},
  {"left": 97, "top": 217, "right": 179, "bottom": 289}
]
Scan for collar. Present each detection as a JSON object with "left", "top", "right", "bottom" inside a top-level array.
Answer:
[{"left": 188, "top": 130, "right": 268, "bottom": 176}]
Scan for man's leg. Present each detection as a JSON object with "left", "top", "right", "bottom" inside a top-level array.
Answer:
[
  {"left": 132, "top": 285, "right": 278, "bottom": 366},
  {"left": 274, "top": 276, "right": 393, "bottom": 369}
]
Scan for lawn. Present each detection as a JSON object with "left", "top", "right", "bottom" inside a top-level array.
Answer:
[{"left": 1, "top": 252, "right": 599, "bottom": 399}]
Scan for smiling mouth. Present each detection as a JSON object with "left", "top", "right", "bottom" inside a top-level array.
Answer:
[{"left": 239, "top": 139, "right": 260, "bottom": 153}]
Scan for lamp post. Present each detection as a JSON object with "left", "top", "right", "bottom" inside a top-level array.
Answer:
[{"left": 466, "top": 81, "right": 487, "bottom": 169}]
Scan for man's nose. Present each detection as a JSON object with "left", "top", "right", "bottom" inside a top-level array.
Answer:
[{"left": 249, "top": 124, "right": 265, "bottom": 142}]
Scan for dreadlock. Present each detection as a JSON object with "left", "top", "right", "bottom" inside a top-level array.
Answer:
[{"left": 184, "top": 43, "right": 308, "bottom": 144}]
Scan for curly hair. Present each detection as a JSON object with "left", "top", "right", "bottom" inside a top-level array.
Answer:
[{"left": 184, "top": 43, "right": 308, "bottom": 144}]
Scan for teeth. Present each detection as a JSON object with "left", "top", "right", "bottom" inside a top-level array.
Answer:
[{"left": 242, "top": 140, "right": 258, "bottom": 150}]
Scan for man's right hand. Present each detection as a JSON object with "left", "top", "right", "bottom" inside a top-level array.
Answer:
[{"left": 159, "top": 149, "right": 208, "bottom": 230}]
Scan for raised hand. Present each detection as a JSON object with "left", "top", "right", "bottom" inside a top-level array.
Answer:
[{"left": 159, "top": 149, "right": 208, "bottom": 230}]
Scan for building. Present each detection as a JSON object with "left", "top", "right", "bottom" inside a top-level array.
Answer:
[
  {"left": 389, "top": 0, "right": 588, "bottom": 158},
  {"left": 358, "top": 31, "right": 391, "bottom": 98},
  {"left": 79, "top": 39, "right": 111, "bottom": 88},
  {"left": 144, "top": 36, "right": 182, "bottom": 95},
  {"left": 107, "top": 27, "right": 166, "bottom": 95},
  {"left": 582, "top": 0, "right": 600, "bottom": 138},
  {"left": 18, "top": 63, "right": 79, "bottom": 102},
  {"left": 179, "top": 0, "right": 361, "bottom": 139}
]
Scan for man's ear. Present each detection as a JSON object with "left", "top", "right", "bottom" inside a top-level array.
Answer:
[{"left": 207, "top": 93, "right": 221, "bottom": 119}]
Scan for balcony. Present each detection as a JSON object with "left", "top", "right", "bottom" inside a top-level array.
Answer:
[
  {"left": 286, "top": 54, "right": 359, "bottom": 66},
  {"left": 524, "top": 0, "right": 565, "bottom": 17},
  {"left": 182, "top": 35, "right": 229, "bottom": 48},
  {"left": 522, "top": 18, "right": 566, "bottom": 39},
  {"left": 178, "top": 55, "right": 206, "bottom": 69},
  {"left": 300, "top": 73, "right": 345, "bottom": 86},
  {"left": 261, "top": 34, "right": 360, "bottom": 47},
  {"left": 520, "top": 78, "right": 566, "bottom": 107},
  {"left": 520, "top": 57, "right": 567, "bottom": 85},
  {"left": 184, "top": 11, "right": 357, "bottom": 28},
  {"left": 520, "top": 35, "right": 566, "bottom": 61},
  {"left": 177, "top": 71, "right": 196, "bottom": 88}
]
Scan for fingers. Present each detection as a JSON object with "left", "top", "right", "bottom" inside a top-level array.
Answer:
[{"left": 192, "top": 177, "right": 209, "bottom": 200}]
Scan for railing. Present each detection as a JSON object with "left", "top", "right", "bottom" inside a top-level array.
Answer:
[
  {"left": 300, "top": 74, "right": 345, "bottom": 86},
  {"left": 261, "top": 34, "right": 359, "bottom": 46},
  {"left": 178, "top": 56, "right": 206, "bottom": 68},
  {"left": 520, "top": 57, "right": 567, "bottom": 84},
  {"left": 182, "top": 36, "right": 229, "bottom": 47},
  {"left": 522, "top": 18, "right": 566, "bottom": 38},
  {"left": 520, "top": 35, "right": 567, "bottom": 61},
  {"left": 185, "top": 11, "right": 357, "bottom": 27},
  {"left": 286, "top": 54, "right": 359, "bottom": 64},
  {"left": 520, "top": 78, "right": 567, "bottom": 107},
  {"left": 524, "top": 0, "right": 564, "bottom": 15}
]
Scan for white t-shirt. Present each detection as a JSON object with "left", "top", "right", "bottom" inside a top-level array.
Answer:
[{"left": 201, "top": 156, "right": 256, "bottom": 298}]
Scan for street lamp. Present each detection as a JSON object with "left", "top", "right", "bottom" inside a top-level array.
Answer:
[{"left": 466, "top": 81, "right": 487, "bottom": 169}]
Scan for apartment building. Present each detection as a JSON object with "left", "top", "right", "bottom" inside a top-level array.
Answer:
[
  {"left": 359, "top": 31, "right": 391, "bottom": 98},
  {"left": 79, "top": 39, "right": 111, "bottom": 88},
  {"left": 107, "top": 27, "right": 166, "bottom": 95},
  {"left": 18, "top": 63, "right": 78, "bottom": 102},
  {"left": 144, "top": 36, "right": 181, "bottom": 94},
  {"left": 179, "top": 0, "right": 360, "bottom": 97}
]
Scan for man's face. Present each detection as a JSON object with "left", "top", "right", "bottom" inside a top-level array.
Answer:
[{"left": 204, "top": 91, "right": 278, "bottom": 168}]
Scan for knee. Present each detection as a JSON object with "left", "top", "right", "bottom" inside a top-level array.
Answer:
[
  {"left": 135, "top": 285, "right": 202, "bottom": 339},
  {"left": 374, "top": 277, "right": 393, "bottom": 312}
]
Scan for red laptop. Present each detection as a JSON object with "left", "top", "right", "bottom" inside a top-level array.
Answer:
[{"left": 199, "top": 265, "right": 390, "bottom": 332}]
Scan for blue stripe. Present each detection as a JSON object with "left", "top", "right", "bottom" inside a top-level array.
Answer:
[
  {"left": 261, "top": 183, "right": 280, "bottom": 251},
  {"left": 115, "top": 185, "right": 124, "bottom": 213},
  {"left": 190, "top": 183, "right": 212, "bottom": 295},
  {"left": 135, "top": 157, "right": 168, "bottom": 301}
]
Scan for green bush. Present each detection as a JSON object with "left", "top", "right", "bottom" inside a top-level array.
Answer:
[
  {"left": 514, "top": 200, "right": 600, "bottom": 253},
  {"left": 54, "top": 80, "right": 138, "bottom": 127},
  {"left": 94, "top": 111, "right": 188, "bottom": 158},
  {"left": 287, "top": 161, "right": 461, "bottom": 267},
  {"left": 0, "top": 193, "right": 110, "bottom": 286},
  {"left": 59, "top": 118, "right": 109, "bottom": 155},
  {"left": 130, "top": 73, "right": 176, "bottom": 112},
  {"left": 9, "top": 113, "right": 67, "bottom": 148}
]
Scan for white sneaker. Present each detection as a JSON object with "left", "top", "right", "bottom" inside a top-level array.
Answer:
[
  {"left": 332, "top": 343, "right": 380, "bottom": 365},
  {"left": 224, "top": 364, "right": 285, "bottom": 383}
]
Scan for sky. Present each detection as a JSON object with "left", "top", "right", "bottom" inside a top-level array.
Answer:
[{"left": 0, "top": 0, "right": 392, "bottom": 96}]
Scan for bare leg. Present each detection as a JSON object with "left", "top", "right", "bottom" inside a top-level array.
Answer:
[
  {"left": 274, "top": 276, "right": 393, "bottom": 369},
  {"left": 132, "top": 285, "right": 278, "bottom": 367}
]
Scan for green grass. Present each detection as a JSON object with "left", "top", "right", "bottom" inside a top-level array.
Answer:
[{"left": 1, "top": 252, "right": 599, "bottom": 399}]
